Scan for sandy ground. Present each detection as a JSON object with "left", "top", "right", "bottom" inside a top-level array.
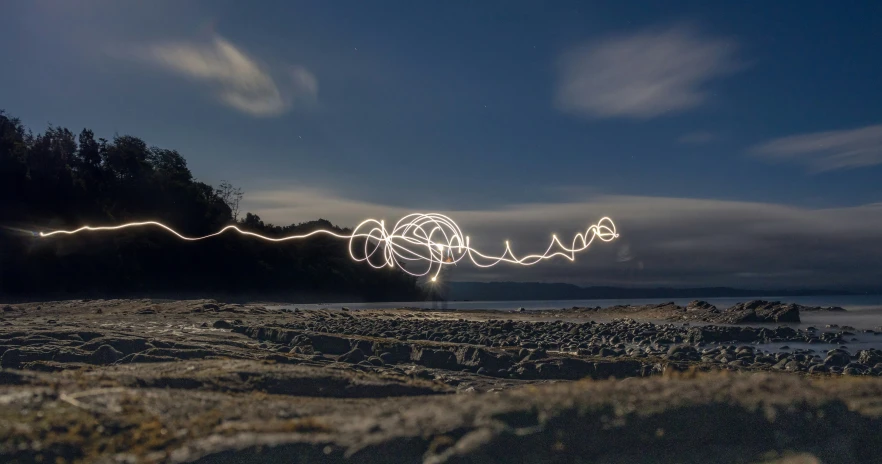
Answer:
[{"left": 1, "top": 298, "right": 882, "bottom": 463}]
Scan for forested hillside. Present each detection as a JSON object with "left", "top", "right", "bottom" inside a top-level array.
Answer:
[{"left": 0, "top": 110, "right": 423, "bottom": 301}]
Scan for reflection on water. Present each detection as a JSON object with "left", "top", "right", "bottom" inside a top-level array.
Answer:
[{"left": 800, "top": 308, "right": 882, "bottom": 330}]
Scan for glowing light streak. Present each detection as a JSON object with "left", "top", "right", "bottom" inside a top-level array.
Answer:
[{"left": 39, "top": 214, "right": 618, "bottom": 281}]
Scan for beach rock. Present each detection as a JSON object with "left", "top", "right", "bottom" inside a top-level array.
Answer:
[
  {"left": 0, "top": 348, "right": 22, "bottom": 368},
  {"left": 686, "top": 300, "right": 717, "bottom": 312},
  {"left": 686, "top": 326, "right": 766, "bottom": 344},
  {"left": 90, "top": 344, "right": 123, "bottom": 365},
  {"left": 337, "top": 348, "right": 366, "bottom": 364},
  {"left": 721, "top": 300, "right": 801, "bottom": 324},
  {"left": 784, "top": 360, "right": 801, "bottom": 371},
  {"left": 523, "top": 348, "right": 548, "bottom": 361},
  {"left": 411, "top": 347, "right": 458, "bottom": 369},
  {"left": 80, "top": 337, "right": 150, "bottom": 354},
  {"left": 801, "top": 305, "right": 847, "bottom": 312},
  {"left": 858, "top": 349, "right": 882, "bottom": 366},
  {"left": 824, "top": 349, "right": 851, "bottom": 367},
  {"left": 808, "top": 365, "right": 828, "bottom": 374},
  {"left": 598, "top": 347, "right": 617, "bottom": 357},
  {"left": 307, "top": 334, "right": 352, "bottom": 354}
]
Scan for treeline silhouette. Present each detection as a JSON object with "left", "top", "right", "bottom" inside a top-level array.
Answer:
[{"left": 0, "top": 110, "right": 424, "bottom": 301}]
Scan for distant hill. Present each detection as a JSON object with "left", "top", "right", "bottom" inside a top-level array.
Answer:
[{"left": 446, "top": 281, "right": 853, "bottom": 302}]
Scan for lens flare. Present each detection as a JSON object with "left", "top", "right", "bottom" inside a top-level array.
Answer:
[{"left": 39, "top": 213, "right": 618, "bottom": 280}]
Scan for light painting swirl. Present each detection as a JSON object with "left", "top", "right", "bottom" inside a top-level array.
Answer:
[{"left": 39, "top": 214, "right": 618, "bottom": 281}]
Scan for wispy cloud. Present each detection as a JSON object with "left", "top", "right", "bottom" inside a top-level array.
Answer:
[
  {"left": 678, "top": 131, "right": 717, "bottom": 145},
  {"left": 556, "top": 25, "right": 740, "bottom": 119},
  {"left": 120, "top": 34, "right": 317, "bottom": 117},
  {"left": 242, "top": 188, "right": 882, "bottom": 289},
  {"left": 752, "top": 123, "right": 882, "bottom": 172}
]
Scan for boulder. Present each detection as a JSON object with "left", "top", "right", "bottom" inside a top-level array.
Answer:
[
  {"left": 824, "top": 349, "right": 851, "bottom": 367},
  {"left": 721, "top": 300, "right": 800, "bottom": 324},
  {"left": 90, "top": 344, "right": 123, "bottom": 365},
  {"left": 338, "top": 348, "right": 366, "bottom": 364},
  {"left": 686, "top": 300, "right": 717, "bottom": 313},
  {"left": 858, "top": 349, "right": 882, "bottom": 366},
  {"left": 307, "top": 334, "right": 352, "bottom": 355}
]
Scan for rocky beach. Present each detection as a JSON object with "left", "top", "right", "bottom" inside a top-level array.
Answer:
[
  {"left": 4, "top": 2, "right": 881, "bottom": 461},
  {"left": 2, "top": 298, "right": 882, "bottom": 463}
]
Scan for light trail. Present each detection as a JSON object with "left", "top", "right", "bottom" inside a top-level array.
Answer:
[{"left": 39, "top": 214, "right": 618, "bottom": 281}]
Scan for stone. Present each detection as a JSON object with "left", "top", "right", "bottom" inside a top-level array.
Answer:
[
  {"left": 90, "top": 344, "right": 123, "bottom": 365},
  {"left": 0, "top": 349, "right": 21, "bottom": 368},
  {"left": 808, "top": 365, "right": 827, "bottom": 374},
  {"left": 686, "top": 300, "right": 717, "bottom": 312},
  {"left": 824, "top": 350, "right": 851, "bottom": 367},
  {"left": 720, "top": 300, "right": 800, "bottom": 324},
  {"left": 338, "top": 348, "right": 366, "bottom": 364},
  {"left": 784, "top": 361, "right": 801, "bottom": 371},
  {"left": 858, "top": 349, "right": 882, "bottom": 366}
]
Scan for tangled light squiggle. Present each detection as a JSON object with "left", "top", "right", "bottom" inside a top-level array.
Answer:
[{"left": 39, "top": 214, "right": 618, "bottom": 280}]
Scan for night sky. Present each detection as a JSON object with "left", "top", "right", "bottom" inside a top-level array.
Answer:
[{"left": 2, "top": 1, "right": 881, "bottom": 290}]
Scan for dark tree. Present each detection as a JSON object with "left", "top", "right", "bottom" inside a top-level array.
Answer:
[
  {"left": 0, "top": 110, "right": 424, "bottom": 302},
  {"left": 216, "top": 180, "right": 244, "bottom": 221}
]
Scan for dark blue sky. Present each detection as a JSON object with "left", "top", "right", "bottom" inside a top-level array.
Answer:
[{"left": 2, "top": 1, "right": 881, "bottom": 288}]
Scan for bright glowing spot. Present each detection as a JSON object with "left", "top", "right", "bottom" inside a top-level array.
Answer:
[{"left": 38, "top": 213, "right": 618, "bottom": 278}]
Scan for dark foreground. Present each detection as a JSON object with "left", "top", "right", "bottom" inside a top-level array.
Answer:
[{"left": 1, "top": 299, "right": 882, "bottom": 463}]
